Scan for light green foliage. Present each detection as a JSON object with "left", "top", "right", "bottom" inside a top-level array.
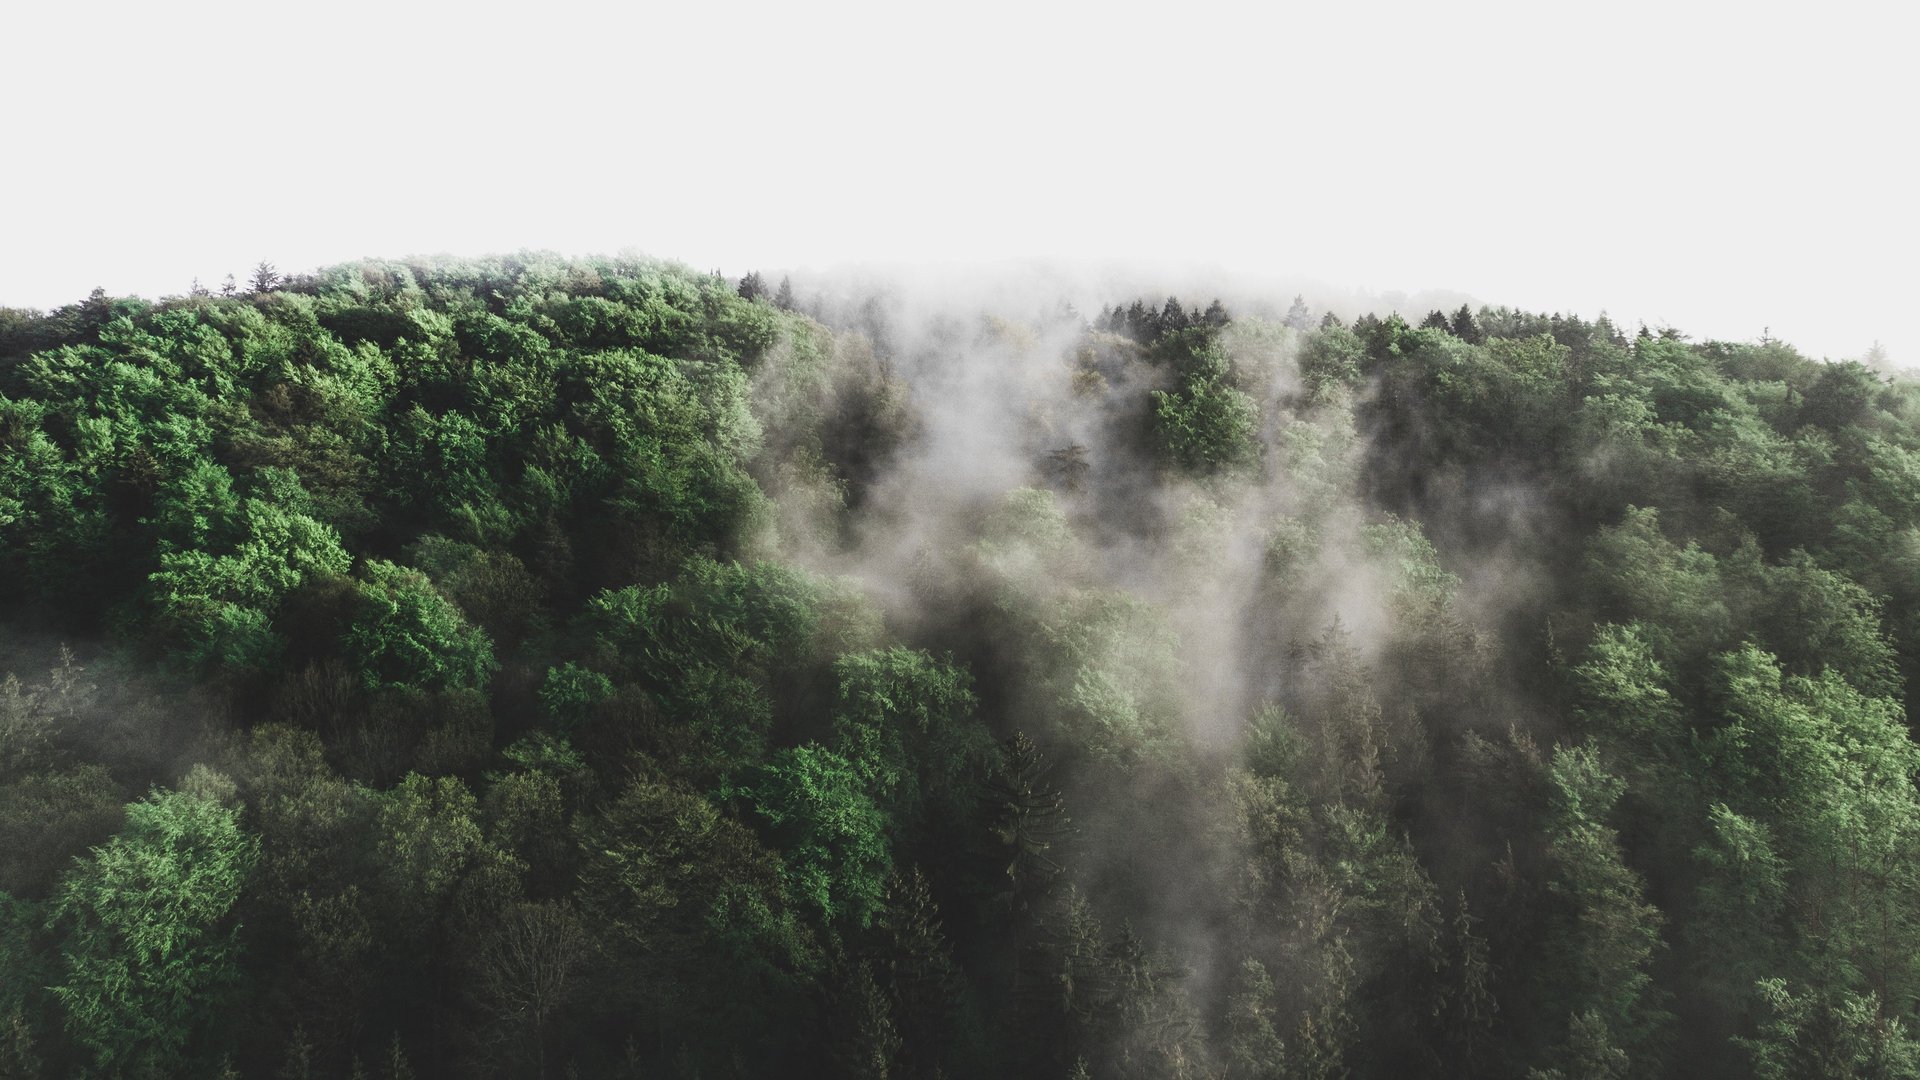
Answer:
[
  {"left": 580, "top": 556, "right": 823, "bottom": 679},
  {"left": 149, "top": 458, "right": 242, "bottom": 552},
  {"left": 1540, "top": 744, "right": 1669, "bottom": 1060},
  {"left": 739, "top": 744, "right": 892, "bottom": 927},
  {"left": 1217, "top": 316, "right": 1298, "bottom": 402},
  {"left": 1295, "top": 324, "right": 1366, "bottom": 403},
  {"left": 1689, "top": 804, "right": 1788, "bottom": 1001},
  {"left": 1585, "top": 507, "right": 1733, "bottom": 664},
  {"left": 146, "top": 497, "right": 352, "bottom": 672},
  {"left": 385, "top": 405, "right": 496, "bottom": 524},
  {"left": 564, "top": 347, "right": 768, "bottom": 554},
  {"left": 1572, "top": 392, "right": 1692, "bottom": 513},
  {"left": 1269, "top": 404, "right": 1361, "bottom": 526},
  {"left": 1151, "top": 342, "right": 1261, "bottom": 476},
  {"left": 977, "top": 486, "right": 1073, "bottom": 572},
  {"left": 576, "top": 555, "right": 827, "bottom": 773},
  {"left": 1702, "top": 646, "right": 1920, "bottom": 999},
  {"left": 496, "top": 731, "right": 588, "bottom": 777},
  {"left": 1755, "top": 554, "right": 1900, "bottom": 698},
  {"left": 1040, "top": 590, "right": 1185, "bottom": 764},
  {"left": 1425, "top": 333, "right": 1571, "bottom": 456},
  {"left": 1738, "top": 978, "right": 1920, "bottom": 1080},
  {"left": 1364, "top": 516, "right": 1462, "bottom": 621},
  {"left": 342, "top": 559, "right": 496, "bottom": 691},
  {"left": 538, "top": 662, "right": 614, "bottom": 731},
  {"left": 48, "top": 786, "right": 258, "bottom": 1078},
  {"left": 1571, "top": 624, "right": 1686, "bottom": 747},
  {"left": 829, "top": 647, "right": 990, "bottom": 824},
  {"left": 14, "top": 256, "right": 1920, "bottom": 1075}
]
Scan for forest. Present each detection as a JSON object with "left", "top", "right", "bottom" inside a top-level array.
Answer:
[{"left": 1, "top": 252, "right": 1917, "bottom": 1078}]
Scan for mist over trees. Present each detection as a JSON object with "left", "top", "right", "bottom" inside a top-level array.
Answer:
[{"left": 1, "top": 252, "right": 1917, "bottom": 1077}]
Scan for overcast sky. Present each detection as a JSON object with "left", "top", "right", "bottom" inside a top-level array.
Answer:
[{"left": 4, "top": 0, "right": 1911, "bottom": 362}]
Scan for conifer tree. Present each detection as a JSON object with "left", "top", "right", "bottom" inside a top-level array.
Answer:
[{"left": 1285, "top": 294, "right": 1314, "bottom": 330}]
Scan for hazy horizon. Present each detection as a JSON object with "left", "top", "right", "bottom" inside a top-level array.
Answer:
[{"left": 5, "top": 0, "right": 1911, "bottom": 363}]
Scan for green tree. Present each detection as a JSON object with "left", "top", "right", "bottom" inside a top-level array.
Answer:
[
  {"left": 342, "top": 560, "right": 497, "bottom": 691},
  {"left": 988, "top": 733, "right": 1070, "bottom": 919},
  {"left": 1537, "top": 744, "right": 1670, "bottom": 1065},
  {"left": 48, "top": 786, "right": 258, "bottom": 1078},
  {"left": 830, "top": 647, "right": 991, "bottom": 828},
  {"left": 739, "top": 744, "right": 892, "bottom": 927},
  {"left": 1150, "top": 339, "right": 1259, "bottom": 475},
  {"left": 574, "top": 776, "right": 816, "bottom": 1072},
  {"left": 1738, "top": 978, "right": 1920, "bottom": 1080}
]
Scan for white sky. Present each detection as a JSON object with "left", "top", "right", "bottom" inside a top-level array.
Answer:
[{"left": 3, "top": 0, "right": 1912, "bottom": 362}]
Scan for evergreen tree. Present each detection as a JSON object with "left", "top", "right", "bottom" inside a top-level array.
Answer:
[
  {"left": 1285, "top": 294, "right": 1314, "bottom": 331},
  {"left": 988, "top": 733, "right": 1069, "bottom": 919},
  {"left": 1450, "top": 303, "right": 1481, "bottom": 343},
  {"left": 1159, "top": 295, "right": 1190, "bottom": 336}
]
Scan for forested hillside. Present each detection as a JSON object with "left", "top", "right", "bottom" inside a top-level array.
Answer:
[{"left": 3, "top": 254, "right": 1918, "bottom": 1078}]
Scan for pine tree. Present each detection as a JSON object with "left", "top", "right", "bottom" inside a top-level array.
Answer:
[
  {"left": 250, "top": 261, "right": 281, "bottom": 294},
  {"left": 1450, "top": 304, "right": 1481, "bottom": 343},
  {"left": 989, "top": 733, "right": 1070, "bottom": 917},
  {"left": 382, "top": 1031, "right": 416, "bottom": 1080},
  {"left": 737, "top": 271, "right": 767, "bottom": 302},
  {"left": 1159, "top": 296, "right": 1190, "bottom": 336},
  {"left": 1285, "top": 295, "right": 1314, "bottom": 331},
  {"left": 828, "top": 954, "right": 903, "bottom": 1080},
  {"left": 277, "top": 1026, "right": 316, "bottom": 1080},
  {"left": 774, "top": 275, "right": 795, "bottom": 311},
  {"left": 1226, "top": 959, "right": 1286, "bottom": 1079}
]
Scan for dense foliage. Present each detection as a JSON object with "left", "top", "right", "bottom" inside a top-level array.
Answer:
[{"left": 3, "top": 255, "right": 1919, "bottom": 1077}]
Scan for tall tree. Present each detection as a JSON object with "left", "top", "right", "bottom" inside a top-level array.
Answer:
[
  {"left": 48, "top": 785, "right": 258, "bottom": 1078},
  {"left": 1285, "top": 294, "right": 1313, "bottom": 331}
]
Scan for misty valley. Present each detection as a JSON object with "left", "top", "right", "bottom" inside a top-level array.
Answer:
[{"left": 4, "top": 253, "right": 1918, "bottom": 1079}]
